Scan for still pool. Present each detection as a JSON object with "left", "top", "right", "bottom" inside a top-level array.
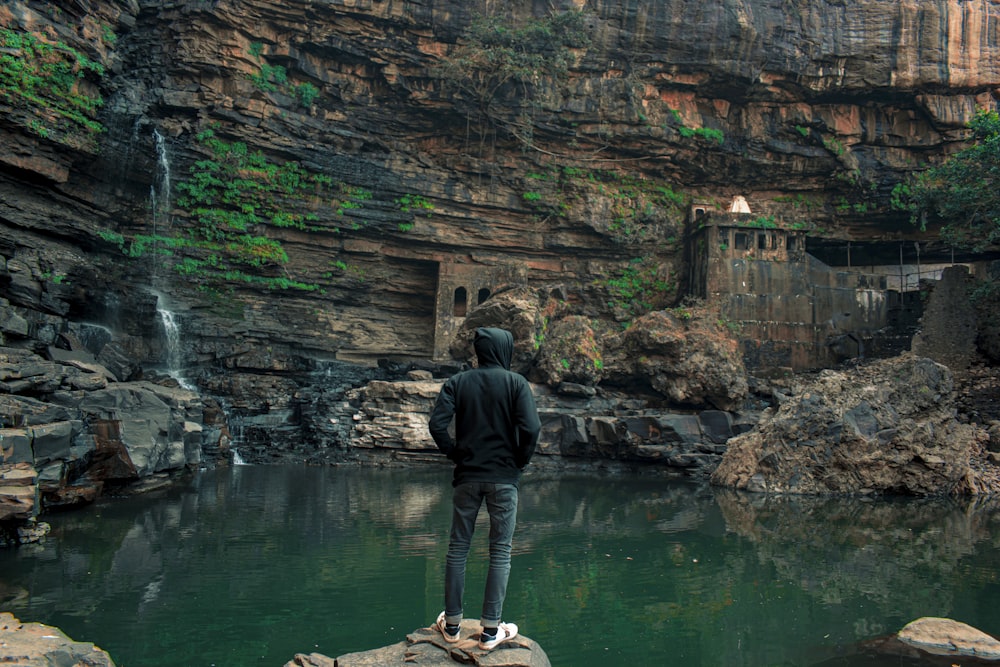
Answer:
[{"left": 2, "top": 465, "right": 999, "bottom": 666}]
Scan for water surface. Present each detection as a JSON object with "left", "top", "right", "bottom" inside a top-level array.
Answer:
[{"left": 2, "top": 466, "right": 999, "bottom": 666}]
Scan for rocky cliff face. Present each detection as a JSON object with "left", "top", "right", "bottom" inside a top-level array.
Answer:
[{"left": 1, "top": 0, "right": 998, "bottom": 485}]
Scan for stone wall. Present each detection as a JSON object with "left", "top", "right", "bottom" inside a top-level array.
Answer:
[{"left": 689, "top": 213, "right": 916, "bottom": 372}]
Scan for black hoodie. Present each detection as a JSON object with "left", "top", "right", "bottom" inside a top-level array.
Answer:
[{"left": 429, "top": 327, "right": 541, "bottom": 487}]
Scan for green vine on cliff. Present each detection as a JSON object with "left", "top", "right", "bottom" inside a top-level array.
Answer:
[
  {"left": 247, "top": 42, "right": 321, "bottom": 109},
  {"left": 0, "top": 28, "right": 105, "bottom": 147},
  {"left": 101, "top": 127, "right": 373, "bottom": 292},
  {"left": 601, "top": 256, "right": 676, "bottom": 318},
  {"left": 518, "top": 164, "right": 689, "bottom": 241}
]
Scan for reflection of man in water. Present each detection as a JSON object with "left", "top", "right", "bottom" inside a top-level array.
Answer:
[{"left": 428, "top": 327, "right": 541, "bottom": 651}]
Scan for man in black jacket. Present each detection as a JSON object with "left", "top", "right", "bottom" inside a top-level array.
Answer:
[{"left": 428, "top": 327, "right": 541, "bottom": 651}]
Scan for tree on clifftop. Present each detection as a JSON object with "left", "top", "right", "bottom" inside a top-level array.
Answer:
[
  {"left": 894, "top": 108, "right": 1000, "bottom": 251},
  {"left": 894, "top": 108, "right": 1000, "bottom": 363}
]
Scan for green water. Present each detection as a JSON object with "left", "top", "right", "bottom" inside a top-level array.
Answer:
[{"left": 2, "top": 466, "right": 1000, "bottom": 666}]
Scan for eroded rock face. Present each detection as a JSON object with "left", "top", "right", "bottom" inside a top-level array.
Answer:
[
  {"left": 341, "top": 374, "right": 750, "bottom": 474},
  {"left": 1, "top": 0, "right": 997, "bottom": 372},
  {"left": 1, "top": 0, "right": 998, "bottom": 483},
  {"left": 710, "top": 354, "right": 992, "bottom": 495}
]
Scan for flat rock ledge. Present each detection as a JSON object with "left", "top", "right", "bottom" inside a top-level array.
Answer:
[
  {"left": 285, "top": 620, "right": 550, "bottom": 667},
  {"left": 0, "top": 612, "right": 116, "bottom": 666},
  {"left": 898, "top": 617, "right": 1000, "bottom": 660}
]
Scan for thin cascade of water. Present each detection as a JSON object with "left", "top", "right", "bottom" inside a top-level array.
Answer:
[
  {"left": 155, "top": 300, "right": 195, "bottom": 390},
  {"left": 150, "top": 128, "right": 172, "bottom": 233},
  {"left": 158, "top": 306, "right": 181, "bottom": 371},
  {"left": 227, "top": 414, "right": 249, "bottom": 465},
  {"left": 148, "top": 129, "right": 173, "bottom": 284}
]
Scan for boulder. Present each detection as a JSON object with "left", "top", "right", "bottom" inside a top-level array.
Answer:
[
  {"left": 286, "top": 621, "right": 549, "bottom": 667},
  {"left": 898, "top": 617, "right": 1000, "bottom": 660},
  {"left": 448, "top": 287, "right": 544, "bottom": 375},
  {"left": 711, "top": 354, "right": 992, "bottom": 495},
  {"left": 79, "top": 382, "right": 201, "bottom": 476},
  {"left": 0, "top": 612, "right": 115, "bottom": 666},
  {"left": 534, "top": 316, "right": 605, "bottom": 387},
  {"left": 603, "top": 308, "right": 749, "bottom": 411},
  {"left": 0, "top": 427, "right": 33, "bottom": 463},
  {"left": 0, "top": 301, "right": 29, "bottom": 338},
  {"left": 350, "top": 380, "right": 442, "bottom": 453}
]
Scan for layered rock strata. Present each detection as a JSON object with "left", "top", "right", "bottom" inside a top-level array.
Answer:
[
  {"left": 0, "top": 306, "right": 217, "bottom": 525},
  {"left": 1, "top": 0, "right": 998, "bottom": 493}
]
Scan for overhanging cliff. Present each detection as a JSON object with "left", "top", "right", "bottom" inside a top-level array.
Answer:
[{"left": 0, "top": 0, "right": 997, "bottom": 412}]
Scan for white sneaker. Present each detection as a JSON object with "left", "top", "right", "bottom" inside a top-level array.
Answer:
[
  {"left": 478, "top": 621, "right": 518, "bottom": 650},
  {"left": 435, "top": 611, "right": 461, "bottom": 643}
]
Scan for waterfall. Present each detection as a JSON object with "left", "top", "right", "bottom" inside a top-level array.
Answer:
[
  {"left": 155, "top": 297, "right": 195, "bottom": 390},
  {"left": 228, "top": 414, "right": 249, "bottom": 465},
  {"left": 150, "top": 129, "right": 172, "bottom": 234},
  {"left": 158, "top": 306, "right": 182, "bottom": 372}
]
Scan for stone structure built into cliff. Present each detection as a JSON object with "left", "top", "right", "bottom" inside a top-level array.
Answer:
[
  {"left": 686, "top": 205, "right": 945, "bottom": 373},
  {"left": 432, "top": 261, "right": 527, "bottom": 361}
]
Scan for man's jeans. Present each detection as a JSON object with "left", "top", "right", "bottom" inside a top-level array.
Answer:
[{"left": 444, "top": 482, "right": 518, "bottom": 628}]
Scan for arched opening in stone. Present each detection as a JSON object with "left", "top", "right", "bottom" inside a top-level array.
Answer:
[
  {"left": 477, "top": 288, "right": 491, "bottom": 305},
  {"left": 453, "top": 287, "right": 468, "bottom": 317}
]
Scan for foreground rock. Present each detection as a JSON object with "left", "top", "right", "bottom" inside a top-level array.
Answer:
[
  {"left": 286, "top": 621, "right": 549, "bottom": 667},
  {"left": 0, "top": 612, "right": 116, "bottom": 666},
  {"left": 711, "top": 354, "right": 994, "bottom": 495},
  {"left": 825, "top": 618, "right": 1000, "bottom": 666},
  {"left": 898, "top": 617, "right": 1000, "bottom": 660}
]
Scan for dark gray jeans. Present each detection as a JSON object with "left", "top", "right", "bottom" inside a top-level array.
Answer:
[{"left": 443, "top": 481, "right": 518, "bottom": 629}]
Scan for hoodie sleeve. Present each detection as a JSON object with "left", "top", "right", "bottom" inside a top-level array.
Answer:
[
  {"left": 513, "top": 379, "right": 541, "bottom": 468},
  {"left": 429, "top": 378, "right": 457, "bottom": 459}
]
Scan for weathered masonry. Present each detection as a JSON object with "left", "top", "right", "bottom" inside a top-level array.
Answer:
[
  {"left": 687, "top": 210, "right": 926, "bottom": 374},
  {"left": 432, "top": 261, "right": 528, "bottom": 360}
]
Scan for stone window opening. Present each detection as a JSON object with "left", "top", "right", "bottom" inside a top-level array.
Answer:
[
  {"left": 453, "top": 287, "right": 468, "bottom": 317},
  {"left": 757, "top": 233, "right": 768, "bottom": 250},
  {"left": 734, "top": 232, "right": 750, "bottom": 250},
  {"left": 477, "top": 288, "right": 491, "bottom": 305}
]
